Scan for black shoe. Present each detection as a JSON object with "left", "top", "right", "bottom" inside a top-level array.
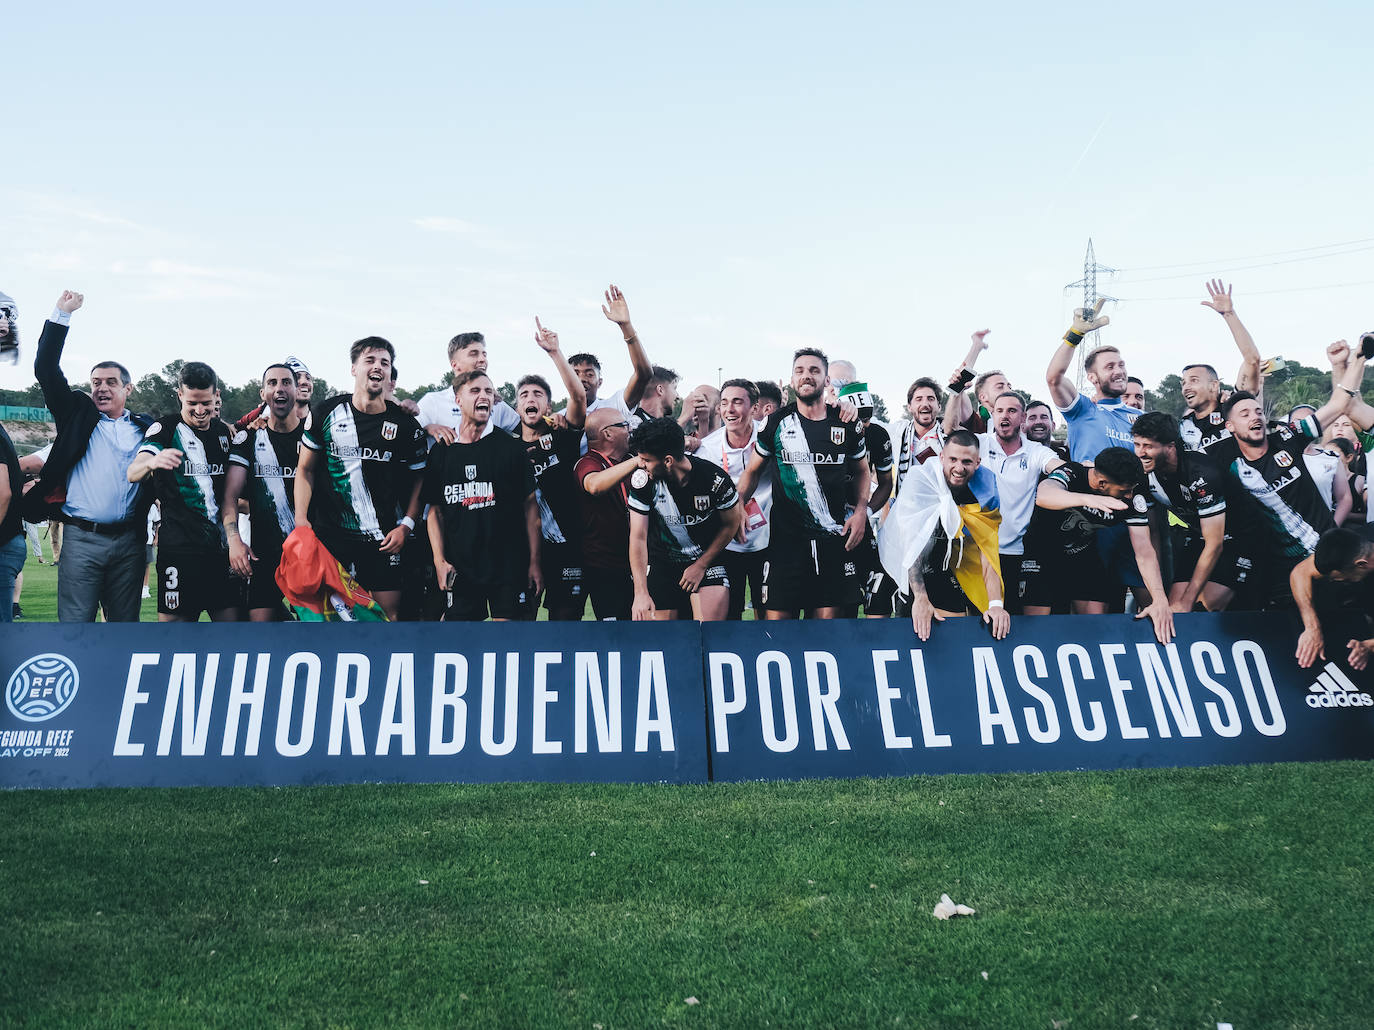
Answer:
[{"left": 11, "top": 604, "right": 22, "bottom": 621}]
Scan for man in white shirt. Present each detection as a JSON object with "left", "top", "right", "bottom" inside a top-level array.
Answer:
[
  {"left": 695, "top": 378, "right": 771, "bottom": 619},
  {"left": 975, "top": 392, "right": 1064, "bottom": 613},
  {"left": 415, "top": 331, "right": 521, "bottom": 442}
]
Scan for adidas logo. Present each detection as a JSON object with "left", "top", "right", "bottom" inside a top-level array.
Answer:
[{"left": 1306, "top": 663, "right": 1374, "bottom": 709}]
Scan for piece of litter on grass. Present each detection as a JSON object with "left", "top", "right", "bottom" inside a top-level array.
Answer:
[
  {"left": 980, "top": 971, "right": 988, "bottom": 980},
  {"left": 1217, "top": 1024, "right": 1234, "bottom": 1030},
  {"left": 932, "top": 893, "right": 976, "bottom": 920},
  {"left": 685, "top": 996, "right": 700, "bottom": 1005},
  {"left": 419, "top": 880, "right": 429, "bottom": 885},
  {"left": 807, "top": 879, "right": 815, "bottom": 884},
  {"left": 869, "top": 884, "right": 877, "bottom": 889},
  {"left": 938, "top": 800, "right": 945, "bottom": 806},
  {"left": 460, "top": 993, "right": 469, "bottom": 1001},
  {"left": 590, "top": 851, "right": 596, "bottom": 857}
]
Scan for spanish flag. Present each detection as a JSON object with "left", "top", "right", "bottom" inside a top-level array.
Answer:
[
  {"left": 877, "top": 457, "right": 1003, "bottom": 613},
  {"left": 275, "top": 526, "right": 388, "bottom": 622}
]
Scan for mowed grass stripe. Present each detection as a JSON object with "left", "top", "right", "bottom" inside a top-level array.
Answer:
[{"left": 2, "top": 763, "right": 1372, "bottom": 1028}]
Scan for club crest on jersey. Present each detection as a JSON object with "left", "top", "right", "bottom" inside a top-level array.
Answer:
[
  {"left": 1209, "top": 412, "right": 1223, "bottom": 424},
  {"left": 465, "top": 464, "right": 477, "bottom": 480},
  {"left": 539, "top": 435, "right": 553, "bottom": 451},
  {"left": 1274, "top": 451, "right": 1293, "bottom": 468},
  {"left": 694, "top": 495, "right": 709, "bottom": 511},
  {"left": 218, "top": 435, "right": 229, "bottom": 451},
  {"left": 830, "top": 427, "right": 845, "bottom": 445},
  {"left": 381, "top": 421, "right": 397, "bottom": 441}
]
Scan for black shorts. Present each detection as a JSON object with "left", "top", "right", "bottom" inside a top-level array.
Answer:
[
  {"left": 583, "top": 565, "right": 633, "bottom": 620},
  {"left": 762, "top": 533, "right": 862, "bottom": 613},
  {"left": 443, "top": 576, "right": 533, "bottom": 621},
  {"left": 158, "top": 547, "right": 245, "bottom": 618},
  {"left": 1016, "top": 553, "right": 1054, "bottom": 609},
  {"left": 919, "top": 562, "right": 973, "bottom": 614},
  {"left": 1170, "top": 533, "right": 1255, "bottom": 591},
  {"left": 647, "top": 559, "right": 729, "bottom": 616},
  {"left": 322, "top": 533, "right": 404, "bottom": 594},
  {"left": 998, "top": 553, "right": 1026, "bottom": 615},
  {"left": 541, "top": 541, "right": 586, "bottom": 611},
  {"left": 247, "top": 548, "right": 286, "bottom": 613},
  {"left": 1045, "top": 543, "right": 1120, "bottom": 605},
  {"left": 721, "top": 548, "right": 767, "bottom": 620}
]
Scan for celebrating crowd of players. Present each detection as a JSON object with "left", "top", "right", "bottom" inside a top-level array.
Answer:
[{"left": 3, "top": 280, "right": 1374, "bottom": 662}]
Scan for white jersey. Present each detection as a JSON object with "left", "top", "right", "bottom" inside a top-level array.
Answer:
[
  {"left": 416, "top": 388, "right": 519, "bottom": 446},
  {"left": 696, "top": 424, "right": 771, "bottom": 552},
  {"left": 1304, "top": 448, "right": 1342, "bottom": 512},
  {"left": 975, "top": 433, "right": 1061, "bottom": 555}
]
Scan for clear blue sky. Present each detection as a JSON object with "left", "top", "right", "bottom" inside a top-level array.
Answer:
[{"left": 5, "top": 2, "right": 1373, "bottom": 415}]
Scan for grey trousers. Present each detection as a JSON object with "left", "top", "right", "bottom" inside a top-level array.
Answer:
[{"left": 57, "top": 524, "right": 145, "bottom": 622}]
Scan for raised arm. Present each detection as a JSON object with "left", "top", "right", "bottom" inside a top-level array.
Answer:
[
  {"left": 1046, "top": 301, "right": 1108, "bottom": 409},
  {"left": 34, "top": 291, "right": 85, "bottom": 424},
  {"left": 535, "top": 317, "right": 587, "bottom": 429},
  {"left": 602, "top": 284, "right": 652, "bottom": 409},
  {"left": 1327, "top": 339, "right": 1374, "bottom": 431},
  {"left": 943, "top": 330, "right": 988, "bottom": 428},
  {"left": 1314, "top": 341, "right": 1366, "bottom": 429},
  {"left": 1201, "top": 280, "right": 1262, "bottom": 397},
  {"left": 942, "top": 380, "right": 968, "bottom": 436}
]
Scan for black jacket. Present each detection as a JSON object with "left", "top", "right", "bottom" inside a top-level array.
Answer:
[{"left": 23, "top": 319, "right": 155, "bottom": 523}]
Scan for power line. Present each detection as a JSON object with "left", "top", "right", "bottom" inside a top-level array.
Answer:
[
  {"left": 1118, "top": 236, "right": 1374, "bottom": 273},
  {"left": 1113, "top": 244, "right": 1374, "bottom": 285},
  {"left": 1117, "top": 277, "right": 1374, "bottom": 303}
]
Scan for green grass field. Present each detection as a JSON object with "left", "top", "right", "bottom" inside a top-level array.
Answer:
[{"left": 3, "top": 764, "right": 1372, "bottom": 1028}]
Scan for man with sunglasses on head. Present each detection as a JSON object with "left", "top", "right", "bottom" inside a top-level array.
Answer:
[{"left": 26, "top": 290, "right": 157, "bottom": 621}]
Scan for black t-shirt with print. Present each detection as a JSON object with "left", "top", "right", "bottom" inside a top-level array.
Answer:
[{"left": 423, "top": 431, "right": 536, "bottom": 586}]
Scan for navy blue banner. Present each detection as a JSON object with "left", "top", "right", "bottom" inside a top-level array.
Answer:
[
  {"left": 703, "top": 614, "right": 1374, "bottom": 781},
  {"left": 1, "top": 622, "right": 707, "bottom": 788},
  {"left": 5, "top": 614, "right": 1371, "bottom": 789}
]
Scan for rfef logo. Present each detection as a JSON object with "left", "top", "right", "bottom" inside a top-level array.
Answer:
[
  {"left": 6, "top": 654, "right": 81, "bottom": 722},
  {"left": 1306, "top": 663, "right": 1374, "bottom": 708}
]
